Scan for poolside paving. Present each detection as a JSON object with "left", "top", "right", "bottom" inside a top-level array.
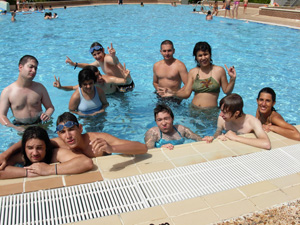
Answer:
[{"left": 1, "top": 126, "right": 300, "bottom": 224}]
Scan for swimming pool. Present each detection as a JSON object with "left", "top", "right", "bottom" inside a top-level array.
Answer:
[{"left": 0, "top": 4, "right": 299, "bottom": 152}]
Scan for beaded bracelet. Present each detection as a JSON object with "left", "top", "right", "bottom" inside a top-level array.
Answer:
[{"left": 74, "top": 62, "right": 78, "bottom": 70}]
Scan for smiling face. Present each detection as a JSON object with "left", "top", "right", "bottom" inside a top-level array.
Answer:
[
  {"left": 155, "top": 111, "right": 174, "bottom": 133},
  {"left": 196, "top": 50, "right": 211, "bottom": 67},
  {"left": 257, "top": 92, "right": 275, "bottom": 114},
  {"left": 81, "top": 79, "right": 95, "bottom": 94},
  {"left": 91, "top": 49, "right": 105, "bottom": 62},
  {"left": 19, "top": 59, "right": 38, "bottom": 80},
  {"left": 57, "top": 123, "right": 83, "bottom": 149},
  {"left": 25, "top": 138, "right": 46, "bottom": 163},
  {"left": 160, "top": 44, "right": 175, "bottom": 61}
]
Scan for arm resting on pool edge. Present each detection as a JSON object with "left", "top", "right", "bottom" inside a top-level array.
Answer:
[
  {"left": 25, "top": 148, "right": 93, "bottom": 176},
  {"left": 144, "top": 128, "right": 159, "bottom": 149}
]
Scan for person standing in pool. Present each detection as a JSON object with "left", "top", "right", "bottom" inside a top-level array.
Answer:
[
  {"left": 53, "top": 65, "right": 131, "bottom": 95},
  {"left": 145, "top": 104, "right": 213, "bottom": 150},
  {"left": 65, "top": 42, "right": 134, "bottom": 93},
  {"left": 256, "top": 87, "right": 300, "bottom": 141},
  {"left": 0, "top": 126, "right": 93, "bottom": 179},
  {"left": 0, "top": 55, "right": 54, "bottom": 132},
  {"left": 214, "top": 94, "right": 271, "bottom": 150},
  {"left": 158, "top": 42, "right": 236, "bottom": 108},
  {"left": 69, "top": 68, "right": 109, "bottom": 116},
  {"left": 154, "top": 40, "right": 188, "bottom": 103}
]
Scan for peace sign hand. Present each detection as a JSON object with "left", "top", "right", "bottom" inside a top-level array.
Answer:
[
  {"left": 53, "top": 75, "right": 61, "bottom": 89},
  {"left": 107, "top": 43, "right": 116, "bottom": 58}
]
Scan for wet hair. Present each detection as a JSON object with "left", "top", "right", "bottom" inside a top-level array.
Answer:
[
  {"left": 207, "top": 10, "right": 212, "bottom": 15},
  {"left": 154, "top": 104, "right": 174, "bottom": 120},
  {"left": 160, "top": 40, "right": 174, "bottom": 49},
  {"left": 83, "top": 65, "right": 100, "bottom": 74},
  {"left": 257, "top": 87, "right": 276, "bottom": 111},
  {"left": 56, "top": 112, "right": 79, "bottom": 126},
  {"left": 22, "top": 126, "right": 52, "bottom": 166},
  {"left": 193, "top": 42, "right": 213, "bottom": 67},
  {"left": 219, "top": 93, "right": 244, "bottom": 118},
  {"left": 18, "top": 55, "right": 38, "bottom": 66},
  {"left": 78, "top": 68, "right": 97, "bottom": 87}
]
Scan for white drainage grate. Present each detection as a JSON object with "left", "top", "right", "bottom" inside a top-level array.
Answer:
[{"left": 1, "top": 144, "right": 300, "bottom": 225}]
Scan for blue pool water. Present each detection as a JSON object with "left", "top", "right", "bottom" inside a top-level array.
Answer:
[{"left": 0, "top": 4, "right": 299, "bottom": 152}]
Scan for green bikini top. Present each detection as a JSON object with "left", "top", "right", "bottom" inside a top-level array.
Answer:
[{"left": 192, "top": 74, "right": 220, "bottom": 93}]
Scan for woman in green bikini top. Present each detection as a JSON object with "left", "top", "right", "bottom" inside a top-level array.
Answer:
[{"left": 158, "top": 42, "right": 237, "bottom": 108}]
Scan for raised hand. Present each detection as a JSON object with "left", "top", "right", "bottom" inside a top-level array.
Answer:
[
  {"left": 107, "top": 43, "right": 116, "bottom": 58},
  {"left": 65, "top": 56, "right": 74, "bottom": 66},
  {"left": 224, "top": 64, "right": 236, "bottom": 80},
  {"left": 53, "top": 75, "right": 61, "bottom": 89}
]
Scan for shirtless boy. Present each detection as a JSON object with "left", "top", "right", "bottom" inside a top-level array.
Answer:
[
  {"left": 65, "top": 42, "right": 134, "bottom": 93},
  {"left": 214, "top": 94, "right": 271, "bottom": 150},
  {"left": 153, "top": 40, "right": 188, "bottom": 101},
  {"left": 0, "top": 112, "right": 148, "bottom": 170},
  {"left": 0, "top": 55, "right": 54, "bottom": 132}
]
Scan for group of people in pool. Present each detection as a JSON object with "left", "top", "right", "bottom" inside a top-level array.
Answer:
[{"left": 0, "top": 40, "right": 299, "bottom": 179}]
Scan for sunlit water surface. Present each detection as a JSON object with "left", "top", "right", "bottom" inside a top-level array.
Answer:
[{"left": 0, "top": 4, "right": 299, "bottom": 152}]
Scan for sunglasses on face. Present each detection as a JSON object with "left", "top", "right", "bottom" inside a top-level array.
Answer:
[
  {"left": 89, "top": 45, "right": 103, "bottom": 53},
  {"left": 55, "top": 121, "right": 78, "bottom": 133}
]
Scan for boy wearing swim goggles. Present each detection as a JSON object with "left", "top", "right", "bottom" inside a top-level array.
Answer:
[
  {"left": 65, "top": 42, "right": 134, "bottom": 93},
  {"left": 0, "top": 112, "right": 148, "bottom": 169}
]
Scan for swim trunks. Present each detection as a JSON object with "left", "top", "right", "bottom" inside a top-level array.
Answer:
[
  {"left": 225, "top": 4, "right": 230, "bottom": 10},
  {"left": 155, "top": 126, "right": 185, "bottom": 148},
  {"left": 156, "top": 92, "right": 182, "bottom": 104},
  {"left": 117, "top": 81, "right": 135, "bottom": 93},
  {"left": 78, "top": 87, "right": 103, "bottom": 115},
  {"left": 192, "top": 74, "right": 220, "bottom": 93},
  {"left": 244, "top": 3, "right": 247, "bottom": 6},
  {"left": 13, "top": 117, "right": 42, "bottom": 126}
]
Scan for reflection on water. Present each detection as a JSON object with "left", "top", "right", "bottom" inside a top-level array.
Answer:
[{"left": 189, "top": 105, "right": 220, "bottom": 137}]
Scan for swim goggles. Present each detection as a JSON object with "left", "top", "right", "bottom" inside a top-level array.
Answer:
[
  {"left": 89, "top": 45, "right": 103, "bottom": 53},
  {"left": 55, "top": 121, "right": 78, "bottom": 133}
]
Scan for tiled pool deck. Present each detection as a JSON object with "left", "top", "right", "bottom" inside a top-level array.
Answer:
[{"left": 1, "top": 125, "right": 300, "bottom": 224}]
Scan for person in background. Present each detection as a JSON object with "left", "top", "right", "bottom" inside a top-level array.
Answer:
[
  {"left": 11, "top": 11, "right": 16, "bottom": 21},
  {"left": 145, "top": 104, "right": 213, "bottom": 150},
  {"left": 232, "top": 0, "right": 240, "bottom": 18},
  {"left": 256, "top": 87, "right": 300, "bottom": 141},
  {"left": 243, "top": 0, "right": 248, "bottom": 14},
  {"left": 224, "top": 0, "right": 231, "bottom": 18},
  {"left": 206, "top": 10, "right": 213, "bottom": 20},
  {"left": 214, "top": 93, "right": 271, "bottom": 150},
  {"left": 213, "top": 0, "right": 219, "bottom": 15},
  {"left": 0, "top": 55, "right": 54, "bottom": 132},
  {"left": 0, "top": 126, "right": 93, "bottom": 179}
]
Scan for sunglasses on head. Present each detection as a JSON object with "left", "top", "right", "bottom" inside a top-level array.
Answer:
[
  {"left": 55, "top": 121, "right": 78, "bottom": 133},
  {"left": 89, "top": 45, "right": 103, "bottom": 53}
]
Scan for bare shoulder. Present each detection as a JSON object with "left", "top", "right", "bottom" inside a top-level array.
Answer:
[
  {"left": 1, "top": 82, "right": 16, "bottom": 94},
  {"left": 213, "top": 65, "right": 225, "bottom": 74},
  {"left": 153, "top": 60, "right": 164, "bottom": 68},
  {"left": 246, "top": 114, "right": 262, "bottom": 126},
  {"left": 175, "top": 59, "right": 186, "bottom": 67},
  {"left": 146, "top": 126, "right": 159, "bottom": 134}
]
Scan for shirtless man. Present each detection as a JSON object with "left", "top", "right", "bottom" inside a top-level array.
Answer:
[
  {"left": 53, "top": 65, "right": 131, "bottom": 94},
  {"left": 0, "top": 55, "right": 54, "bottom": 132},
  {"left": 0, "top": 112, "right": 148, "bottom": 170},
  {"left": 145, "top": 104, "right": 213, "bottom": 150},
  {"left": 153, "top": 40, "right": 188, "bottom": 101},
  {"left": 65, "top": 42, "right": 134, "bottom": 93},
  {"left": 214, "top": 93, "right": 271, "bottom": 150}
]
